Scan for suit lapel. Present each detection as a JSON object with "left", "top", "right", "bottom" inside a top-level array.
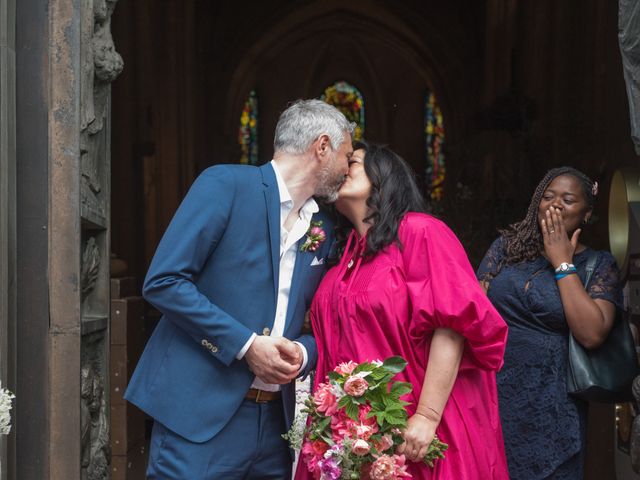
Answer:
[
  {"left": 260, "top": 164, "right": 280, "bottom": 304},
  {"left": 284, "top": 211, "right": 326, "bottom": 335},
  {"left": 284, "top": 242, "right": 310, "bottom": 334}
]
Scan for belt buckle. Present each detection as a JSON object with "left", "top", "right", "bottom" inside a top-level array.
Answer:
[{"left": 254, "top": 389, "right": 268, "bottom": 404}]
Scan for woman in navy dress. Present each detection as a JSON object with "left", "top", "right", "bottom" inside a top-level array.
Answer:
[{"left": 477, "top": 167, "right": 623, "bottom": 479}]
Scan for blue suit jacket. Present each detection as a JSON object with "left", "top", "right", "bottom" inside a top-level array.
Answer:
[{"left": 124, "top": 163, "right": 333, "bottom": 443}]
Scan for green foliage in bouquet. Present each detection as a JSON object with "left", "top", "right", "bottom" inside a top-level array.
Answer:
[{"left": 287, "top": 357, "right": 448, "bottom": 479}]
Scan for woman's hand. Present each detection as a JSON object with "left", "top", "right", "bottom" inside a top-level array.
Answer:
[
  {"left": 540, "top": 206, "right": 580, "bottom": 268},
  {"left": 397, "top": 413, "right": 438, "bottom": 462}
]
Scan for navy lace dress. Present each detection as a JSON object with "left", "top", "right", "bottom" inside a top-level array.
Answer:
[{"left": 477, "top": 237, "right": 623, "bottom": 480}]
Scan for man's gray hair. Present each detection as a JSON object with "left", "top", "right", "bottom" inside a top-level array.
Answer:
[{"left": 274, "top": 99, "right": 356, "bottom": 154}]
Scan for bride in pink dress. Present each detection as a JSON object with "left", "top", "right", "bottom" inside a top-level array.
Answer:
[{"left": 295, "top": 142, "right": 509, "bottom": 479}]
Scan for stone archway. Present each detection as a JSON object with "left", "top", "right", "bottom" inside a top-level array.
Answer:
[
  {"left": 224, "top": 0, "right": 469, "bottom": 153},
  {"left": 109, "top": 1, "right": 486, "bottom": 287}
]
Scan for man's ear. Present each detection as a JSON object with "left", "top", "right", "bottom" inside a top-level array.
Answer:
[{"left": 315, "top": 134, "right": 331, "bottom": 158}]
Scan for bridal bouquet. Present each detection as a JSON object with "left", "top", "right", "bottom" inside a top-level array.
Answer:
[{"left": 287, "top": 357, "right": 447, "bottom": 479}]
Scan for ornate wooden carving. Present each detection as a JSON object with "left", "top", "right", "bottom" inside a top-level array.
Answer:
[
  {"left": 81, "top": 355, "right": 110, "bottom": 480},
  {"left": 78, "top": 0, "right": 121, "bottom": 478},
  {"left": 81, "top": 237, "right": 100, "bottom": 301},
  {"left": 80, "top": 0, "right": 123, "bottom": 225}
]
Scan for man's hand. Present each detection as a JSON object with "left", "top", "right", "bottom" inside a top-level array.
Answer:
[
  {"left": 281, "top": 342, "right": 304, "bottom": 371},
  {"left": 245, "top": 336, "right": 301, "bottom": 384}
]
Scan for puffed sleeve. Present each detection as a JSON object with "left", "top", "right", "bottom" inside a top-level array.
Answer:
[
  {"left": 401, "top": 214, "right": 508, "bottom": 371},
  {"left": 587, "top": 251, "right": 624, "bottom": 310},
  {"left": 476, "top": 236, "right": 506, "bottom": 284}
]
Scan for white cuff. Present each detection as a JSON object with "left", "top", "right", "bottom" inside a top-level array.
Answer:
[
  {"left": 236, "top": 333, "right": 257, "bottom": 360},
  {"left": 294, "top": 341, "right": 308, "bottom": 374}
]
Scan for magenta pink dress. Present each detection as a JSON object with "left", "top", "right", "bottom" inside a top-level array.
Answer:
[{"left": 295, "top": 213, "right": 509, "bottom": 480}]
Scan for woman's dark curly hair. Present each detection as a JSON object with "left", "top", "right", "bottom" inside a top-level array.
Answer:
[
  {"left": 500, "top": 166, "right": 596, "bottom": 265},
  {"left": 333, "top": 140, "right": 427, "bottom": 260}
]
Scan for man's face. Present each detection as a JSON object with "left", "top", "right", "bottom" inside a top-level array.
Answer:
[{"left": 315, "top": 133, "right": 353, "bottom": 203}]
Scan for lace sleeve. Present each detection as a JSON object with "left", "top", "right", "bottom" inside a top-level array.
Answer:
[
  {"left": 587, "top": 251, "right": 624, "bottom": 310},
  {"left": 477, "top": 237, "right": 506, "bottom": 284}
]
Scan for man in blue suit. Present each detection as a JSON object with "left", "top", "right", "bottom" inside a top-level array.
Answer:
[{"left": 125, "top": 99, "right": 354, "bottom": 479}]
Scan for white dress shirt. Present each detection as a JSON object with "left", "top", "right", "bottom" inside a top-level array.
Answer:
[{"left": 236, "top": 160, "right": 317, "bottom": 391}]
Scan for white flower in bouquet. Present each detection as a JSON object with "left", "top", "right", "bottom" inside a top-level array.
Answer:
[
  {"left": 282, "top": 412, "right": 307, "bottom": 451},
  {"left": 0, "top": 382, "right": 15, "bottom": 436}
]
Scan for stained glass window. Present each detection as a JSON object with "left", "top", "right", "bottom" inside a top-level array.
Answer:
[
  {"left": 239, "top": 90, "right": 258, "bottom": 165},
  {"left": 321, "top": 81, "right": 364, "bottom": 141},
  {"left": 424, "top": 91, "right": 445, "bottom": 201}
]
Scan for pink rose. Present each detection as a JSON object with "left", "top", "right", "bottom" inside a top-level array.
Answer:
[
  {"left": 310, "top": 226, "right": 326, "bottom": 240},
  {"left": 355, "top": 424, "right": 374, "bottom": 440},
  {"left": 331, "top": 406, "right": 379, "bottom": 442},
  {"left": 374, "top": 434, "right": 394, "bottom": 453},
  {"left": 369, "top": 454, "right": 412, "bottom": 480},
  {"left": 301, "top": 441, "right": 327, "bottom": 476},
  {"left": 331, "top": 411, "right": 357, "bottom": 442},
  {"left": 352, "top": 439, "right": 371, "bottom": 456},
  {"left": 311, "top": 440, "right": 329, "bottom": 456},
  {"left": 314, "top": 382, "right": 338, "bottom": 416},
  {"left": 391, "top": 454, "right": 412, "bottom": 478},
  {"left": 301, "top": 440, "right": 329, "bottom": 458},
  {"left": 369, "top": 455, "right": 395, "bottom": 480},
  {"left": 344, "top": 376, "right": 368, "bottom": 397},
  {"left": 334, "top": 361, "right": 358, "bottom": 375},
  {"left": 356, "top": 405, "right": 379, "bottom": 439},
  {"left": 359, "top": 405, "right": 376, "bottom": 426},
  {"left": 301, "top": 442, "right": 315, "bottom": 458}
]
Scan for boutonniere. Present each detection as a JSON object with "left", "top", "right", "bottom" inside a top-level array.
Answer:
[{"left": 300, "top": 220, "right": 327, "bottom": 252}]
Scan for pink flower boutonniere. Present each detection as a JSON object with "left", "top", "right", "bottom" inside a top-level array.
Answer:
[{"left": 300, "top": 220, "right": 326, "bottom": 252}]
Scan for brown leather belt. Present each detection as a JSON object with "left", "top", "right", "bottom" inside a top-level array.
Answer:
[{"left": 245, "top": 388, "right": 281, "bottom": 403}]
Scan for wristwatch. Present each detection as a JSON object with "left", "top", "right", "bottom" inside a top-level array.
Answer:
[{"left": 554, "top": 262, "right": 575, "bottom": 273}]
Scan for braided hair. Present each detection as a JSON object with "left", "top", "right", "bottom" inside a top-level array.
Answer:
[{"left": 500, "top": 166, "right": 596, "bottom": 265}]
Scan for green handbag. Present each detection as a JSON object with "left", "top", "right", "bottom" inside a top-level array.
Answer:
[{"left": 566, "top": 252, "right": 640, "bottom": 403}]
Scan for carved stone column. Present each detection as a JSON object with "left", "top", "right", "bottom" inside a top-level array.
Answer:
[
  {"left": 79, "top": 2, "right": 123, "bottom": 479},
  {"left": 49, "top": 0, "right": 122, "bottom": 478}
]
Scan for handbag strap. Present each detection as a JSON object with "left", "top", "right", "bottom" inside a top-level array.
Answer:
[{"left": 581, "top": 250, "right": 599, "bottom": 290}]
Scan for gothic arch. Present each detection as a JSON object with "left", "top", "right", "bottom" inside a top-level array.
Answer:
[{"left": 224, "top": 1, "right": 471, "bottom": 150}]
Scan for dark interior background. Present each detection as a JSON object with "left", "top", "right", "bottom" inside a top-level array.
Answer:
[{"left": 110, "top": 3, "right": 639, "bottom": 477}]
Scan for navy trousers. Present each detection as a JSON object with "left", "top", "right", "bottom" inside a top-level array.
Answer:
[{"left": 146, "top": 399, "right": 292, "bottom": 479}]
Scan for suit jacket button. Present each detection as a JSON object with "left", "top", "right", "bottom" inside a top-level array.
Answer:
[
  {"left": 262, "top": 327, "right": 271, "bottom": 336},
  {"left": 211, "top": 345, "right": 218, "bottom": 353},
  {"left": 201, "top": 339, "right": 207, "bottom": 346}
]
